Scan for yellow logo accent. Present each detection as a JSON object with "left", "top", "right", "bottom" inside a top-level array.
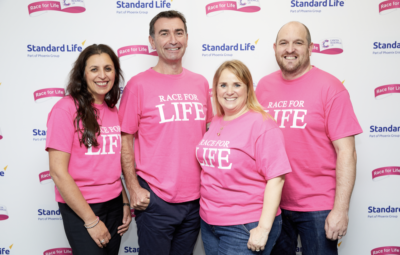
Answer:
[
  {"left": 338, "top": 241, "right": 342, "bottom": 247},
  {"left": 82, "top": 40, "right": 86, "bottom": 46},
  {"left": 255, "top": 39, "right": 260, "bottom": 45},
  {"left": 4, "top": 165, "right": 7, "bottom": 171},
  {"left": 9, "top": 244, "right": 13, "bottom": 249},
  {"left": 341, "top": 80, "right": 345, "bottom": 84}
]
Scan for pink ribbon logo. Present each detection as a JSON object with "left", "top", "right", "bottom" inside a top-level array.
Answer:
[
  {"left": 312, "top": 38, "right": 343, "bottom": 55},
  {"left": 131, "top": 208, "right": 136, "bottom": 218},
  {"left": 374, "top": 84, "right": 400, "bottom": 99},
  {"left": 43, "top": 248, "right": 73, "bottom": 255},
  {"left": 28, "top": 1, "right": 85, "bottom": 16},
  {"left": 33, "top": 88, "right": 65, "bottom": 102},
  {"left": 206, "top": 0, "right": 260, "bottom": 16},
  {"left": 0, "top": 205, "right": 9, "bottom": 221},
  {"left": 379, "top": 0, "right": 400, "bottom": 14},
  {"left": 372, "top": 166, "right": 400, "bottom": 180},
  {"left": 117, "top": 45, "right": 158, "bottom": 58},
  {"left": 39, "top": 171, "right": 53, "bottom": 184},
  {"left": 371, "top": 246, "right": 400, "bottom": 255}
]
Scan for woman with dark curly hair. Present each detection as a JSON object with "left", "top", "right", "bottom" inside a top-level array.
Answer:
[{"left": 45, "top": 44, "right": 131, "bottom": 254}]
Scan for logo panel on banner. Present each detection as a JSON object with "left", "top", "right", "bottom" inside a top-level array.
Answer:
[
  {"left": 312, "top": 38, "right": 343, "bottom": 55},
  {"left": 379, "top": 0, "right": 400, "bottom": 14},
  {"left": 205, "top": 0, "right": 260, "bottom": 16},
  {"left": 116, "top": 0, "right": 172, "bottom": 15},
  {"left": 372, "top": 166, "right": 400, "bottom": 181},
  {"left": 43, "top": 248, "right": 72, "bottom": 255},
  {"left": 28, "top": 0, "right": 86, "bottom": 17},
  {"left": 289, "top": 0, "right": 345, "bottom": 14}
]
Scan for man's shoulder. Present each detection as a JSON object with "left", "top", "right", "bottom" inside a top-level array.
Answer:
[
  {"left": 183, "top": 68, "right": 208, "bottom": 83},
  {"left": 126, "top": 69, "right": 151, "bottom": 84},
  {"left": 123, "top": 69, "right": 154, "bottom": 93},
  {"left": 310, "top": 67, "right": 347, "bottom": 96},
  {"left": 259, "top": 70, "right": 282, "bottom": 82},
  {"left": 257, "top": 70, "right": 282, "bottom": 88},
  {"left": 312, "top": 67, "right": 344, "bottom": 87}
]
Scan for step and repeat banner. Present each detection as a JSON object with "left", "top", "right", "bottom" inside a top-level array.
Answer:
[{"left": 0, "top": 0, "right": 399, "bottom": 254}]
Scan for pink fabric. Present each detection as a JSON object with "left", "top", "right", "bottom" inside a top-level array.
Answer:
[
  {"left": 256, "top": 67, "right": 363, "bottom": 212},
  {"left": 197, "top": 111, "right": 292, "bottom": 225},
  {"left": 118, "top": 68, "right": 213, "bottom": 203},
  {"left": 46, "top": 96, "right": 122, "bottom": 203}
]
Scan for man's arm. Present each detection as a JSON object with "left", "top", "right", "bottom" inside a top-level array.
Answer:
[
  {"left": 325, "top": 135, "right": 357, "bottom": 240},
  {"left": 121, "top": 132, "right": 150, "bottom": 210}
]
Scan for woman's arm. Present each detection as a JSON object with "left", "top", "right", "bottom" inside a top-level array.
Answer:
[
  {"left": 117, "top": 180, "right": 132, "bottom": 236},
  {"left": 49, "top": 148, "right": 111, "bottom": 248},
  {"left": 247, "top": 175, "right": 285, "bottom": 252}
]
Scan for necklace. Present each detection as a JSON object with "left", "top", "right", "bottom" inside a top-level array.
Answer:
[
  {"left": 217, "top": 118, "right": 230, "bottom": 136},
  {"left": 217, "top": 109, "right": 250, "bottom": 136}
]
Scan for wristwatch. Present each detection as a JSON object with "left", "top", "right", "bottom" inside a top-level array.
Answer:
[{"left": 123, "top": 203, "right": 130, "bottom": 207}]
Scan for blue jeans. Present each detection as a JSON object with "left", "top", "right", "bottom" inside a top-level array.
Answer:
[
  {"left": 201, "top": 215, "right": 282, "bottom": 255},
  {"left": 135, "top": 176, "right": 200, "bottom": 255},
  {"left": 271, "top": 209, "right": 338, "bottom": 255}
]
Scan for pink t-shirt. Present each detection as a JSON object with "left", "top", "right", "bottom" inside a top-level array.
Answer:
[
  {"left": 118, "top": 68, "right": 213, "bottom": 203},
  {"left": 46, "top": 96, "right": 122, "bottom": 204},
  {"left": 256, "top": 67, "right": 363, "bottom": 212},
  {"left": 197, "top": 111, "right": 292, "bottom": 226}
]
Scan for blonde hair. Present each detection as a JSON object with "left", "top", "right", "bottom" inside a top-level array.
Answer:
[{"left": 212, "top": 60, "right": 271, "bottom": 120}]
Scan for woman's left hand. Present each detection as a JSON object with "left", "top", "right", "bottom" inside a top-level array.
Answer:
[
  {"left": 117, "top": 205, "right": 132, "bottom": 236},
  {"left": 247, "top": 226, "right": 269, "bottom": 252}
]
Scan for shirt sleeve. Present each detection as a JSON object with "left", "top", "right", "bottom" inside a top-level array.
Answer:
[
  {"left": 255, "top": 127, "right": 292, "bottom": 180},
  {"left": 118, "top": 82, "right": 141, "bottom": 135},
  {"left": 325, "top": 90, "right": 363, "bottom": 141},
  {"left": 45, "top": 107, "right": 75, "bottom": 153}
]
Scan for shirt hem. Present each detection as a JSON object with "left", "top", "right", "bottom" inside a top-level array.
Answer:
[
  {"left": 280, "top": 205, "right": 333, "bottom": 212},
  {"left": 45, "top": 145, "right": 71, "bottom": 154},
  {"left": 137, "top": 174, "right": 200, "bottom": 203},
  {"left": 265, "top": 169, "right": 292, "bottom": 181},
  {"left": 330, "top": 129, "right": 363, "bottom": 142},
  {"left": 151, "top": 186, "right": 200, "bottom": 203},
  {"left": 56, "top": 187, "right": 123, "bottom": 204},
  {"left": 200, "top": 211, "right": 281, "bottom": 226},
  {"left": 120, "top": 127, "right": 138, "bottom": 135}
]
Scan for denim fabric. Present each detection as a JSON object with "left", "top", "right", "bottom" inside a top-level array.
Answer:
[
  {"left": 201, "top": 215, "right": 282, "bottom": 255},
  {"left": 271, "top": 209, "right": 338, "bottom": 255},
  {"left": 135, "top": 176, "right": 200, "bottom": 255}
]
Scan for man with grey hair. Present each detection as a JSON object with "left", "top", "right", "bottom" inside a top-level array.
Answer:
[
  {"left": 119, "top": 10, "right": 213, "bottom": 255},
  {"left": 256, "top": 21, "right": 362, "bottom": 254}
]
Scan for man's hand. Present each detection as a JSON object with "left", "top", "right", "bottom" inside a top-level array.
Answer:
[
  {"left": 130, "top": 187, "right": 150, "bottom": 211},
  {"left": 325, "top": 208, "right": 348, "bottom": 240}
]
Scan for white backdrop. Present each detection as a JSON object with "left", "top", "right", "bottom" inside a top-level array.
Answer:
[{"left": 1, "top": 0, "right": 400, "bottom": 254}]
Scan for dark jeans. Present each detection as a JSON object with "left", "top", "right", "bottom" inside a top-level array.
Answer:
[
  {"left": 271, "top": 209, "right": 338, "bottom": 255},
  {"left": 201, "top": 215, "right": 282, "bottom": 255},
  {"left": 135, "top": 175, "right": 200, "bottom": 255},
  {"left": 58, "top": 193, "right": 123, "bottom": 255}
]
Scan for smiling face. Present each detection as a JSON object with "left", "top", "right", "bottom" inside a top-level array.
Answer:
[
  {"left": 85, "top": 53, "right": 115, "bottom": 104},
  {"left": 216, "top": 68, "right": 248, "bottom": 118},
  {"left": 274, "top": 22, "right": 313, "bottom": 78},
  {"left": 149, "top": 17, "right": 188, "bottom": 65}
]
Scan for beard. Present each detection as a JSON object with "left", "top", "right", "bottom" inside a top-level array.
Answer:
[
  {"left": 277, "top": 58, "right": 301, "bottom": 74},
  {"left": 275, "top": 51, "right": 311, "bottom": 75}
]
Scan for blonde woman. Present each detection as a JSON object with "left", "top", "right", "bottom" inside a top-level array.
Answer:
[{"left": 196, "top": 60, "right": 291, "bottom": 254}]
